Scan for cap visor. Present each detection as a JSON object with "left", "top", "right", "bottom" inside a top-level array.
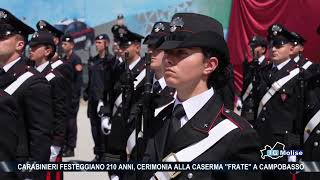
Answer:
[
  {"left": 28, "top": 41, "right": 40, "bottom": 47},
  {"left": 157, "top": 40, "right": 182, "bottom": 50},
  {"left": 143, "top": 35, "right": 161, "bottom": 45}
]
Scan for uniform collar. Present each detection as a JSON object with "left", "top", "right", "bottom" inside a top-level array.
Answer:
[
  {"left": 129, "top": 56, "right": 141, "bottom": 70},
  {"left": 174, "top": 88, "right": 214, "bottom": 121},
  {"left": 35, "top": 61, "right": 50, "bottom": 72},
  {"left": 153, "top": 75, "right": 166, "bottom": 90},
  {"left": 3, "top": 57, "right": 21, "bottom": 72},
  {"left": 273, "top": 58, "right": 291, "bottom": 70},
  {"left": 258, "top": 55, "right": 265, "bottom": 65},
  {"left": 293, "top": 55, "right": 300, "bottom": 63}
]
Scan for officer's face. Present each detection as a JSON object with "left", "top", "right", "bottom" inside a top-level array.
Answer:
[
  {"left": 0, "top": 36, "right": 17, "bottom": 60},
  {"left": 148, "top": 46, "right": 164, "bottom": 71},
  {"left": 29, "top": 45, "right": 50, "bottom": 61},
  {"left": 291, "top": 44, "right": 304, "bottom": 57},
  {"left": 95, "top": 40, "right": 108, "bottom": 52},
  {"left": 112, "top": 43, "right": 120, "bottom": 56},
  {"left": 163, "top": 47, "right": 217, "bottom": 90},
  {"left": 61, "top": 42, "right": 74, "bottom": 53},
  {"left": 119, "top": 43, "right": 140, "bottom": 62},
  {"left": 251, "top": 46, "right": 266, "bottom": 59},
  {"left": 271, "top": 43, "right": 293, "bottom": 64}
]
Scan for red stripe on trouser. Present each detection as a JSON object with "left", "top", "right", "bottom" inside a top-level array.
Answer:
[
  {"left": 292, "top": 174, "right": 296, "bottom": 180},
  {"left": 46, "top": 154, "right": 63, "bottom": 180}
]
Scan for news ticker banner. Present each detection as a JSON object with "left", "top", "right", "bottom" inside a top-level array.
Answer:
[{"left": 1, "top": 161, "right": 320, "bottom": 173}]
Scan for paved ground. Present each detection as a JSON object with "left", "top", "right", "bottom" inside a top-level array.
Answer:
[{"left": 63, "top": 99, "right": 109, "bottom": 180}]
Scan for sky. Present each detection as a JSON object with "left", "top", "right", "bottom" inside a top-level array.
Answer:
[{"left": 0, "top": 0, "right": 188, "bottom": 27}]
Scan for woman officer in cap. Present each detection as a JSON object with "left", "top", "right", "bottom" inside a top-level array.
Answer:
[{"left": 142, "top": 13, "right": 261, "bottom": 180}]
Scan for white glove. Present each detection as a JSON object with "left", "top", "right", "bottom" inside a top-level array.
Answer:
[
  {"left": 97, "top": 100, "right": 104, "bottom": 115},
  {"left": 101, "top": 116, "right": 112, "bottom": 135},
  {"left": 110, "top": 175, "right": 119, "bottom": 180},
  {"left": 50, "top": 145, "right": 61, "bottom": 162}
]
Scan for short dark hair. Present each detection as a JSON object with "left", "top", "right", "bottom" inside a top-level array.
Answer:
[{"left": 201, "top": 47, "right": 231, "bottom": 89}]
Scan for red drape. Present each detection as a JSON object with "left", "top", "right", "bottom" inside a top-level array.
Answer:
[{"left": 227, "top": 0, "right": 320, "bottom": 93}]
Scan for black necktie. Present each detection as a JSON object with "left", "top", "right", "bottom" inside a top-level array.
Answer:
[
  {"left": 153, "top": 81, "right": 162, "bottom": 94},
  {"left": 171, "top": 104, "right": 186, "bottom": 133},
  {"left": 270, "top": 66, "right": 278, "bottom": 77},
  {"left": 164, "top": 104, "right": 186, "bottom": 155}
]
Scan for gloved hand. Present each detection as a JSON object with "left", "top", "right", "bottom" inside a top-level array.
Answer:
[
  {"left": 110, "top": 175, "right": 119, "bottom": 180},
  {"left": 101, "top": 116, "right": 112, "bottom": 135},
  {"left": 50, "top": 145, "right": 61, "bottom": 162},
  {"left": 97, "top": 100, "right": 104, "bottom": 115}
]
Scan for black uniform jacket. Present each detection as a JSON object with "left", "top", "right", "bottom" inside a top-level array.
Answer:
[
  {"left": 255, "top": 60, "right": 304, "bottom": 149},
  {"left": 0, "top": 90, "right": 18, "bottom": 160},
  {"left": 142, "top": 94, "right": 261, "bottom": 180},
  {"left": 105, "top": 57, "right": 146, "bottom": 155},
  {"left": 0, "top": 91, "right": 19, "bottom": 180},
  {"left": 51, "top": 60, "right": 73, "bottom": 119},
  {"left": 0, "top": 58, "right": 53, "bottom": 161},
  {"left": 85, "top": 54, "right": 115, "bottom": 117},
  {"left": 41, "top": 64, "right": 68, "bottom": 147},
  {"left": 241, "top": 58, "right": 269, "bottom": 122}
]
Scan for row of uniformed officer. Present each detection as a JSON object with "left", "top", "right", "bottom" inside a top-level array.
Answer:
[
  {"left": 121, "top": 22, "right": 177, "bottom": 180},
  {"left": 242, "top": 24, "right": 320, "bottom": 180},
  {"left": 0, "top": 8, "right": 54, "bottom": 179},
  {"left": 96, "top": 24, "right": 146, "bottom": 179}
]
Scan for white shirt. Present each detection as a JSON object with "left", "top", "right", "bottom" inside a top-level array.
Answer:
[
  {"left": 3, "top": 57, "right": 21, "bottom": 72},
  {"left": 293, "top": 56, "right": 300, "bottom": 63},
  {"left": 258, "top": 55, "right": 265, "bottom": 65},
  {"left": 173, "top": 88, "right": 214, "bottom": 128},
  {"left": 153, "top": 75, "right": 166, "bottom": 90},
  {"left": 129, "top": 57, "right": 141, "bottom": 70},
  {"left": 36, "top": 61, "right": 50, "bottom": 73},
  {"left": 273, "top": 58, "right": 291, "bottom": 70}
]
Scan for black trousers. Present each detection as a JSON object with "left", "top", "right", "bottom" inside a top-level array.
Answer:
[
  {"left": 65, "top": 91, "right": 80, "bottom": 149},
  {"left": 88, "top": 100, "right": 104, "bottom": 155}
]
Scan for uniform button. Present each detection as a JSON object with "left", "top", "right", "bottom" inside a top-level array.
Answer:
[
  {"left": 250, "top": 92, "right": 253, "bottom": 95},
  {"left": 225, "top": 109, "right": 230, "bottom": 113},
  {"left": 187, "top": 173, "right": 193, "bottom": 179},
  {"left": 316, "top": 130, "right": 320, "bottom": 134},
  {"left": 261, "top": 117, "right": 265, "bottom": 121},
  {"left": 285, "top": 131, "right": 288, "bottom": 134},
  {"left": 314, "top": 142, "right": 319, "bottom": 147},
  {"left": 306, "top": 129, "right": 311, "bottom": 134},
  {"left": 117, "top": 113, "right": 121, "bottom": 117},
  {"left": 263, "top": 107, "right": 266, "bottom": 111}
]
